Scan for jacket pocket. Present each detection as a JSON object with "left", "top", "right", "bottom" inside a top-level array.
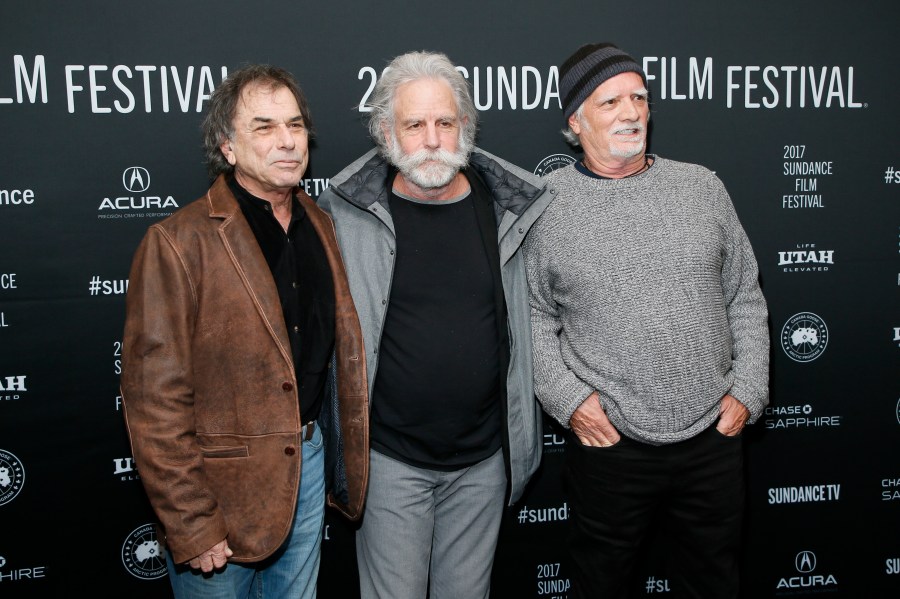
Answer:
[{"left": 200, "top": 445, "right": 249, "bottom": 459}]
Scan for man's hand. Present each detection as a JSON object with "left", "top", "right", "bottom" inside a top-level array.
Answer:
[
  {"left": 716, "top": 394, "right": 749, "bottom": 436},
  {"left": 188, "top": 539, "right": 233, "bottom": 572},
  {"left": 569, "top": 392, "right": 621, "bottom": 447}
]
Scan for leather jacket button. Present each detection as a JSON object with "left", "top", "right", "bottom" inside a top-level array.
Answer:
[
  {"left": 282, "top": 382, "right": 293, "bottom": 391},
  {"left": 284, "top": 446, "right": 296, "bottom": 456}
]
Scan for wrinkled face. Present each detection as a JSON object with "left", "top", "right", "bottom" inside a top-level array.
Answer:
[
  {"left": 220, "top": 83, "right": 308, "bottom": 199},
  {"left": 569, "top": 72, "right": 649, "bottom": 165},
  {"left": 387, "top": 78, "right": 470, "bottom": 190}
]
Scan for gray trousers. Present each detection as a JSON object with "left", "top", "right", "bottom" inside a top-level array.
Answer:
[{"left": 356, "top": 448, "right": 506, "bottom": 599}]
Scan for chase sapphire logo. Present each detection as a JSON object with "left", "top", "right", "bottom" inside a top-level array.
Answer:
[
  {"left": 534, "top": 154, "right": 575, "bottom": 177},
  {"left": 122, "top": 167, "right": 150, "bottom": 193}
]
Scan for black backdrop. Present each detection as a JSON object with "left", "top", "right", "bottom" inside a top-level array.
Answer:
[{"left": 1, "top": 1, "right": 898, "bottom": 597}]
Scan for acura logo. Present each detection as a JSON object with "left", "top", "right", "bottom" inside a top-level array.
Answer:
[
  {"left": 122, "top": 167, "right": 150, "bottom": 193},
  {"left": 795, "top": 551, "right": 817, "bottom": 573}
]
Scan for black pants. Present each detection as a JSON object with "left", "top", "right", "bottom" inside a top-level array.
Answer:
[{"left": 564, "top": 424, "right": 745, "bottom": 599}]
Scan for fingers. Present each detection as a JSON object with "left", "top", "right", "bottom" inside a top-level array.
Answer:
[
  {"left": 717, "top": 412, "right": 747, "bottom": 436},
  {"left": 715, "top": 418, "right": 741, "bottom": 436},
  {"left": 571, "top": 392, "right": 621, "bottom": 447},
  {"left": 575, "top": 422, "right": 619, "bottom": 446},
  {"left": 188, "top": 540, "right": 232, "bottom": 572},
  {"left": 577, "top": 433, "right": 617, "bottom": 447},
  {"left": 210, "top": 546, "right": 231, "bottom": 569},
  {"left": 188, "top": 555, "right": 214, "bottom": 572},
  {"left": 717, "top": 394, "right": 749, "bottom": 436}
]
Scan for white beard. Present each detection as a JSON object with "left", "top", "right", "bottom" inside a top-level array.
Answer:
[
  {"left": 389, "top": 132, "right": 472, "bottom": 190},
  {"left": 608, "top": 123, "right": 646, "bottom": 158}
]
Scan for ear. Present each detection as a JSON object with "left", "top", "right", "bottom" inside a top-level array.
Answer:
[
  {"left": 567, "top": 112, "right": 582, "bottom": 135},
  {"left": 381, "top": 122, "right": 394, "bottom": 151},
  {"left": 219, "top": 137, "right": 237, "bottom": 166}
]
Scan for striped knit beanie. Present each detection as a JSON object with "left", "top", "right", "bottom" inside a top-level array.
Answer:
[{"left": 559, "top": 43, "right": 647, "bottom": 121}]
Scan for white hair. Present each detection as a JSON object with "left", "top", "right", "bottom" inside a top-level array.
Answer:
[{"left": 366, "top": 51, "right": 478, "bottom": 158}]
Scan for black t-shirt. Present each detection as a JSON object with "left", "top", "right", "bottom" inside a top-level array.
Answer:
[
  {"left": 228, "top": 176, "right": 334, "bottom": 423},
  {"left": 370, "top": 174, "right": 504, "bottom": 470}
]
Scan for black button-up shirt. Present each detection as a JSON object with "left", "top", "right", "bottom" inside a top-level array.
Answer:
[{"left": 228, "top": 176, "right": 334, "bottom": 422}]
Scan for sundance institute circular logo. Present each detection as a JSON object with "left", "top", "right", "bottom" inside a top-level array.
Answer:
[
  {"left": 0, "top": 449, "right": 25, "bottom": 507},
  {"left": 534, "top": 154, "right": 575, "bottom": 177},
  {"left": 781, "top": 312, "right": 828, "bottom": 362},
  {"left": 121, "top": 523, "right": 167, "bottom": 580}
]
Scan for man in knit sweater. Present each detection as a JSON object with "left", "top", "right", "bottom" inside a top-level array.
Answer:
[{"left": 523, "top": 43, "right": 770, "bottom": 598}]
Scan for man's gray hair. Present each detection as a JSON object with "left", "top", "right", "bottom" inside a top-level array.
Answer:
[
  {"left": 561, "top": 104, "right": 584, "bottom": 148},
  {"left": 366, "top": 51, "right": 478, "bottom": 157},
  {"left": 201, "top": 64, "right": 313, "bottom": 177}
]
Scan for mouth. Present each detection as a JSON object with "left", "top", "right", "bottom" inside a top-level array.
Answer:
[
  {"left": 614, "top": 127, "right": 643, "bottom": 138},
  {"left": 273, "top": 159, "right": 302, "bottom": 168}
]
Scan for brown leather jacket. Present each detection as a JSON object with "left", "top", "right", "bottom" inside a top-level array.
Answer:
[{"left": 120, "top": 175, "right": 368, "bottom": 564}]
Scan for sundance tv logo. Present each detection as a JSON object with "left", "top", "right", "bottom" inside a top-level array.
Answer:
[
  {"left": 887, "top": 557, "right": 900, "bottom": 575},
  {"left": 781, "top": 312, "right": 828, "bottom": 362},
  {"left": 768, "top": 483, "right": 840, "bottom": 504},
  {"left": 98, "top": 167, "right": 178, "bottom": 219}
]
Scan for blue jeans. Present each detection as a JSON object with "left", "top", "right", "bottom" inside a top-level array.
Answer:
[{"left": 166, "top": 423, "right": 325, "bottom": 599}]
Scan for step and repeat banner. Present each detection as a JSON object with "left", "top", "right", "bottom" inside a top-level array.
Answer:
[{"left": 1, "top": 1, "right": 898, "bottom": 597}]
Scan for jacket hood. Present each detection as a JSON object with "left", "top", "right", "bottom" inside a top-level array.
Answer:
[{"left": 330, "top": 147, "right": 548, "bottom": 220}]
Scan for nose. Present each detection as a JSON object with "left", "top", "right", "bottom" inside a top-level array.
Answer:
[
  {"left": 619, "top": 98, "right": 640, "bottom": 121},
  {"left": 276, "top": 124, "right": 296, "bottom": 149},
  {"left": 423, "top": 123, "right": 440, "bottom": 149}
]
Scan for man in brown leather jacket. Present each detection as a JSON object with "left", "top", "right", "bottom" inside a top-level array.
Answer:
[{"left": 120, "top": 64, "right": 368, "bottom": 599}]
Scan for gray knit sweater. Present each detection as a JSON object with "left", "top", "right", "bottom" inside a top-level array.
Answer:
[{"left": 523, "top": 157, "right": 769, "bottom": 445}]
